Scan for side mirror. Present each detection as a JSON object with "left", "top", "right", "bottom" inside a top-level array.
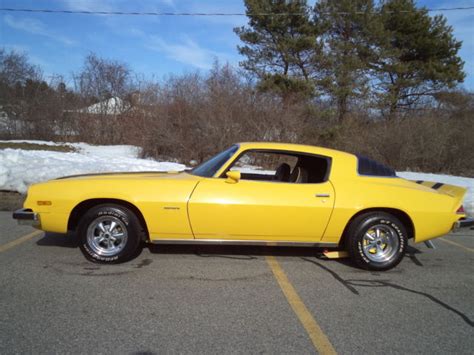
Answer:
[{"left": 225, "top": 171, "right": 241, "bottom": 184}]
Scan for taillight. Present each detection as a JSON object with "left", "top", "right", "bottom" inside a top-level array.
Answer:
[{"left": 456, "top": 205, "right": 465, "bottom": 214}]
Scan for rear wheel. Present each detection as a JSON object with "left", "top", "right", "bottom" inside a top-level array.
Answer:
[
  {"left": 346, "top": 212, "right": 407, "bottom": 271},
  {"left": 78, "top": 204, "right": 144, "bottom": 263}
]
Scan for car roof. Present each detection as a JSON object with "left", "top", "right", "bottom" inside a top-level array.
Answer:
[{"left": 236, "top": 142, "right": 355, "bottom": 159}]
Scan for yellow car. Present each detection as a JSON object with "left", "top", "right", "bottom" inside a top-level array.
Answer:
[{"left": 13, "top": 142, "right": 473, "bottom": 270}]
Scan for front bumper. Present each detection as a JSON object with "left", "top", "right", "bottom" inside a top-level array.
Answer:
[
  {"left": 453, "top": 217, "right": 474, "bottom": 231},
  {"left": 12, "top": 208, "right": 41, "bottom": 226}
]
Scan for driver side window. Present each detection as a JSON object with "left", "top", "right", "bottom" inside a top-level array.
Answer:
[
  {"left": 230, "top": 151, "right": 297, "bottom": 182},
  {"left": 228, "top": 150, "right": 329, "bottom": 184}
]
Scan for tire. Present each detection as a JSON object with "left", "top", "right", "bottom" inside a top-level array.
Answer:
[
  {"left": 78, "top": 204, "right": 145, "bottom": 264},
  {"left": 346, "top": 212, "right": 407, "bottom": 271}
]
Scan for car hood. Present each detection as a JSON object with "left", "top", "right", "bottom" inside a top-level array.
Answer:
[{"left": 55, "top": 170, "right": 199, "bottom": 182}]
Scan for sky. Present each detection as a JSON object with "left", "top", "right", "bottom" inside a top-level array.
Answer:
[{"left": 0, "top": 0, "right": 473, "bottom": 89}]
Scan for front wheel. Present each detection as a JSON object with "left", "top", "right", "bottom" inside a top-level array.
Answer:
[
  {"left": 346, "top": 212, "right": 407, "bottom": 271},
  {"left": 78, "top": 204, "right": 144, "bottom": 263}
]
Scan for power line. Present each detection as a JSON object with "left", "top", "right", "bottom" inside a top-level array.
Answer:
[{"left": 1, "top": 6, "right": 474, "bottom": 16}]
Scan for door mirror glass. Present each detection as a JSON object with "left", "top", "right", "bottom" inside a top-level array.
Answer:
[{"left": 225, "top": 171, "right": 241, "bottom": 184}]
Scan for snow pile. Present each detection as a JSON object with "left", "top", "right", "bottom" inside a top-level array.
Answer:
[
  {"left": 397, "top": 172, "right": 473, "bottom": 216},
  {"left": 73, "top": 142, "right": 142, "bottom": 158},
  {"left": 0, "top": 141, "right": 185, "bottom": 194}
]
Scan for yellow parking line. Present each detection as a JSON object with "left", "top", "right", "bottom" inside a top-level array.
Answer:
[
  {"left": 266, "top": 255, "right": 337, "bottom": 355},
  {"left": 439, "top": 238, "right": 473, "bottom": 253},
  {"left": 0, "top": 230, "right": 43, "bottom": 253}
]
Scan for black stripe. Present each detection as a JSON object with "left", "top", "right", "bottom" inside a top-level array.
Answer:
[
  {"left": 432, "top": 182, "right": 444, "bottom": 190},
  {"left": 416, "top": 180, "right": 423, "bottom": 184}
]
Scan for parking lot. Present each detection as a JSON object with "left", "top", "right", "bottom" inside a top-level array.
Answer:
[{"left": 0, "top": 211, "right": 473, "bottom": 354}]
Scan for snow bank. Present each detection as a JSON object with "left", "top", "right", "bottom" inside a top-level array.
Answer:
[
  {"left": 73, "top": 143, "right": 142, "bottom": 159},
  {"left": 0, "top": 140, "right": 140, "bottom": 156},
  {"left": 0, "top": 142, "right": 185, "bottom": 194}
]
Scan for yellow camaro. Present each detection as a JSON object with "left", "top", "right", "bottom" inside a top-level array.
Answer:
[{"left": 13, "top": 142, "right": 473, "bottom": 270}]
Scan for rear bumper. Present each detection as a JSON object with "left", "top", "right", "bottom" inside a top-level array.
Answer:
[
  {"left": 452, "top": 217, "right": 474, "bottom": 232},
  {"left": 12, "top": 208, "right": 41, "bottom": 226}
]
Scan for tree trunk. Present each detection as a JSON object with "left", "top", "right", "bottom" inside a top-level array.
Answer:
[{"left": 337, "top": 94, "right": 348, "bottom": 123}]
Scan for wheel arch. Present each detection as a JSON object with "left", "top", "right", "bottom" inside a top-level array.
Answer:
[
  {"left": 68, "top": 198, "right": 149, "bottom": 240},
  {"left": 340, "top": 207, "right": 415, "bottom": 247}
]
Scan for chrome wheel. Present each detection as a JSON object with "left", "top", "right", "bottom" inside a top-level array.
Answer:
[
  {"left": 86, "top": 216, "right": 128, "bottom": 257},
  {"left": 362, "top": 224, "right": 400, "bottom": 263}
]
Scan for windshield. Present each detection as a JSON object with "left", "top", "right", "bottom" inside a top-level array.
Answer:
[{"left": 190, "top": 145, "right": 239, "bottom": 177}]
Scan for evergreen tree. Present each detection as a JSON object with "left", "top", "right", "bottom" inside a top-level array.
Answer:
[
  {"left": 234, "top": 0, "right": 321, "bottom": 101},
  {"left": 314, "top": 0, "right": 376, "bottom": 121},
  {"left": 373, "top": 0, "right": 465, "bottom": 116},
  {"left": 234, "top": 0, "right": 465, "bottom": 118}
]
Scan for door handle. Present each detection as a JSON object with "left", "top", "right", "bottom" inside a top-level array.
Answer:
[{"left": 315, "top": 193, "right": 330, "bottom": 198}]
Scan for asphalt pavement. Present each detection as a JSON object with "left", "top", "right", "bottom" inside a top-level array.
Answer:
[{"left": 0, "top": 211, "right": 473, "bottom": 354}]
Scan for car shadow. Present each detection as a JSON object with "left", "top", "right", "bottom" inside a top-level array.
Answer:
[
  {"left": 35, "top": 234, "right": 424, "bottom": 263},
  {"left": 146, "top": 243, "right": 324, "bottom": 259},
  {"left": 35, "top": 234, "right": 424, "bottom": 269},
  {"left": 35, "top": 233, "right": 327, "bottom": 259},
  {"left": 406, "top": 244, "right": 424, "bottom": 266},
  {"left": 36, "top": 232, "right": 79, "bottom": 248}
]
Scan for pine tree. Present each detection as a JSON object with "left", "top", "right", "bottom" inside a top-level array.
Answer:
[
  {"left": 314, "top": 0, "right": 377, "bottom": 121},
  {"left": 234, "top": 0, "right": 321, "bottom": 102},
  {"left": 372, "top": 0, "right": 465, "bottom": 116},
  {"left": 234, "top": 0, "right": 465, "bottom": 118}
]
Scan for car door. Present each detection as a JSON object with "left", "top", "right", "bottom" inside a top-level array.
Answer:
[{"left": 187, "top": 178, "right": 335, "bottom": 242}]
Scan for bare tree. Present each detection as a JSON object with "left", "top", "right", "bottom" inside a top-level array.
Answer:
[
  {"left": 0, "top": 49, "right": 41, "bottom": 86},
  {"left": 74, "top": 53, "right": 132, "bottom": 102}
]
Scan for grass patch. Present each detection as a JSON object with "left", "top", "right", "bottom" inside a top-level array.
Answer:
[{"left": 0, "top": 142, "right": 76, "bottom": 152}]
